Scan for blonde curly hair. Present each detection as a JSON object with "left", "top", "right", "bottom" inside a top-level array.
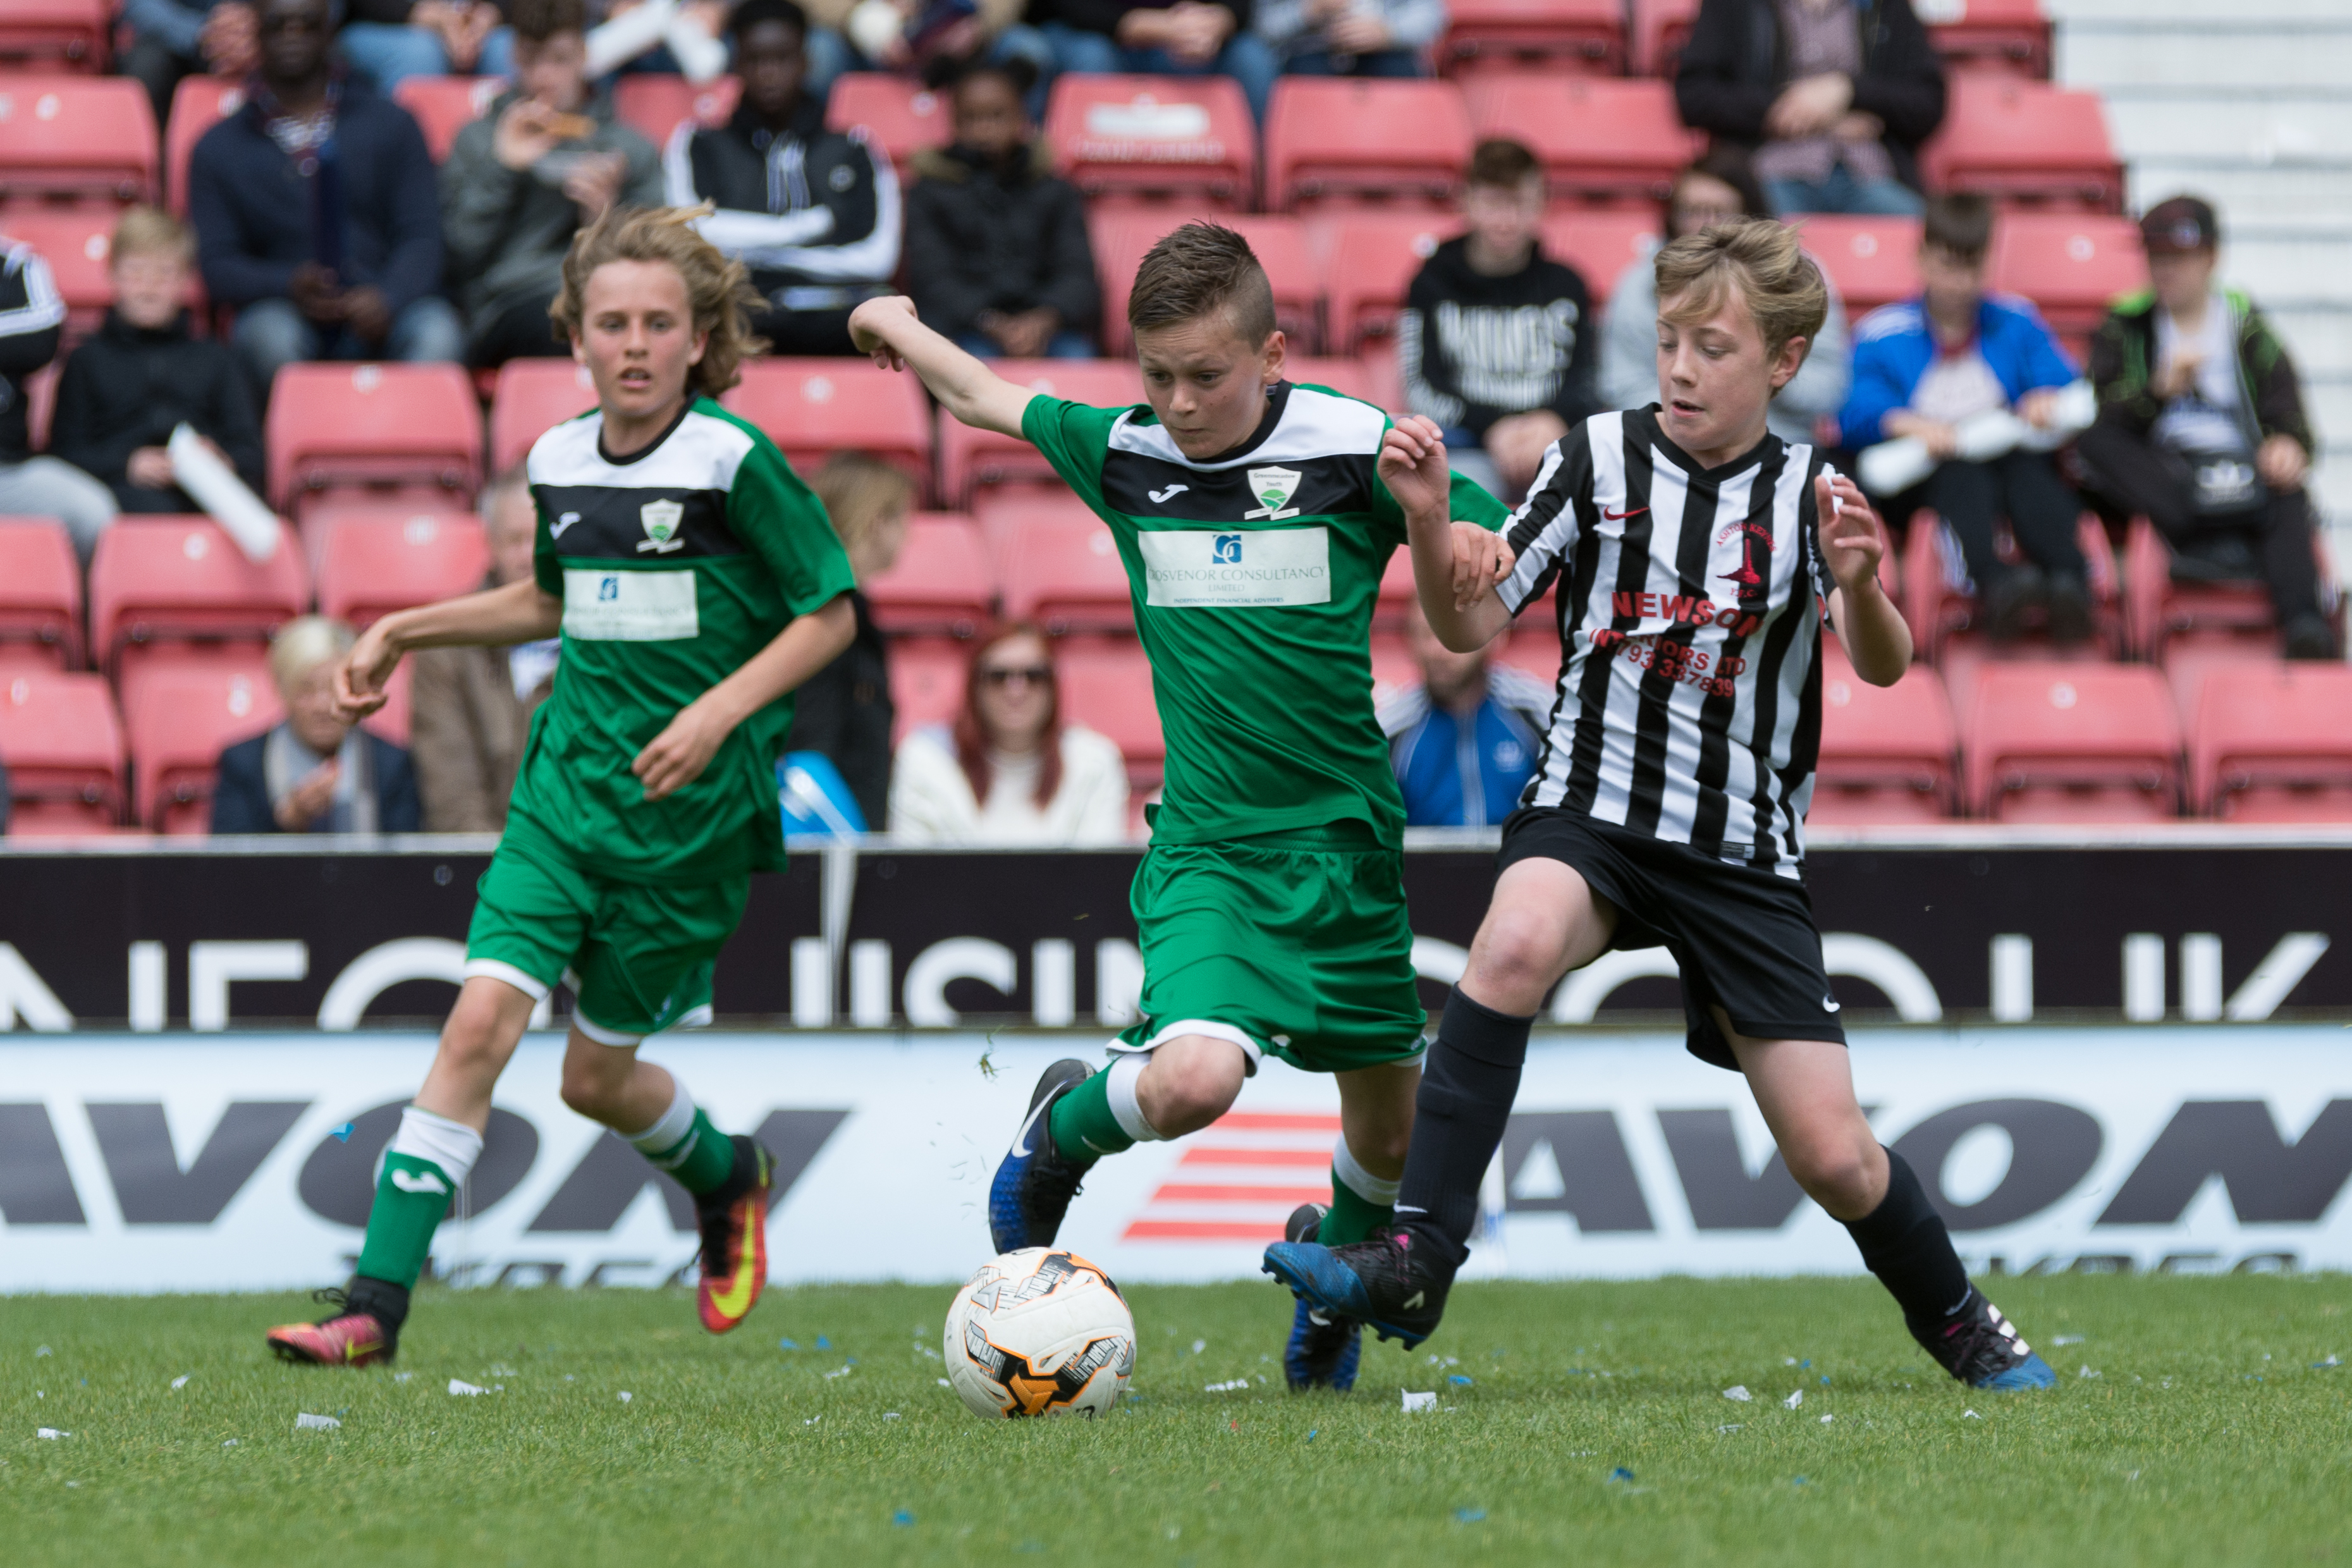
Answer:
[{"left": 550, "top": 204, "right": 769, "bottom": 399}]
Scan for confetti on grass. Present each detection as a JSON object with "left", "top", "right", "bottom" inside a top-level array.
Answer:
[
  {"left": 1723, "top": 1386, "right": 1752, "bottom": 1402},
  {"left": 295, "top": 1413, "right": 340, "bottom": 1431},
  {"left": 1402, "top": 1390, "right": 1436, "bottom": 1412}
]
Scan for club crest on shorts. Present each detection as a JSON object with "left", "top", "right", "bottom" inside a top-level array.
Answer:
[
  {"left": 637, "top": 498, "right": 685, "bottom": 553},
  {"left": 1244, "top": 465, "right": 1303, "bottom": 521}
]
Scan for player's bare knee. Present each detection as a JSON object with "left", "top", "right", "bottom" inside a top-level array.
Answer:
[
  {"left": 1139, "top": 1040, "right": 1246, "bottom": 1137},
  {"left": 558, "top": 1053, "right": 632, "bottom": 1122},
  {"left": 1785, "top": 1136, "right": 1877, "bottom": 1215},
  {"left": 1468, "top": 905, "right": 1571, "bottom": 1008}
]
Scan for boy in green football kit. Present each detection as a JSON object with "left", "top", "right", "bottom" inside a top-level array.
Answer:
[
  {"left": 849, "top": 223, "right": 1507, "bottom": 1391},
  {"left": 266, "top": 205, "right": 856, "bottom": 1368}
]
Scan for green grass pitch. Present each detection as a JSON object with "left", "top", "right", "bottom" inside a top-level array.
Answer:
[{"left": 5, "top": 1275, "right": 2349, "bottom": 1566}]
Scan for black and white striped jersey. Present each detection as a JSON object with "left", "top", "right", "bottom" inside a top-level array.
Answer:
[{"left": 1495, "top": 405, "right": 1833, "bottom": 876}]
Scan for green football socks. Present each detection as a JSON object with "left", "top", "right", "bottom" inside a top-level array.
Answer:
[
  {"left": 627, "top": 1086, "right": 738, "bottom": 1197},
  {"left": 1323, "top": 1141, "right": 1402, "bottom": 1245},
  {"left": 353, "top": 1108, "right": 482, "bottom": 1290},
  {"left": 1048, "top": 1071, "right": 1135, "bottom": 1159}
]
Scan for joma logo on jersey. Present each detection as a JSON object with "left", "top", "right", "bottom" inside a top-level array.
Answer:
[
  {"left": 638, "top": 499, "right": 685, "bottom": 554},
  {"left": 1244, "top": 466, "right": 1302, "bottom": 521},
  {"left": 1213, "top": 534, "right": 1242, "bottom": 563}
]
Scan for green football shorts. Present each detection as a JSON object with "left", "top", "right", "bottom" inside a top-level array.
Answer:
[
  {"left": 462, "top": 814, "right": 749, "bottom": 1044},
  {"left": 1113, "top": 823, "right": 1430, "bottom": 1075}
]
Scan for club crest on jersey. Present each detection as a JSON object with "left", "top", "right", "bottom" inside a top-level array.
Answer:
[
  {"left": 1243, "top": 465, "right": 1303, "bottom": 521},
  {"left": 638, "top": 499, "right": 685, "bottom": 554}
]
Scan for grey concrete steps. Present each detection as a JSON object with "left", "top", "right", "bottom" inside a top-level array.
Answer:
[{"left": 2057, "top": 21, "right": 2352, "bottom": 89}]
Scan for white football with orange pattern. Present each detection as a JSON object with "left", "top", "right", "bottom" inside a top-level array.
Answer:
[{"left": 943, "top": 1247, "right": 1136, "bottom": 1420}]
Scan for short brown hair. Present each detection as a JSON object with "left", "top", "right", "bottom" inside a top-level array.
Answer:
[
  {"left": 111, "top": 205, "right": 193, "bottom": 264},
  {"left": 551, "top": 204, "right": 767, "bottom": 400},
  {"left": 1922, "top": 192, "right": 1995, "bottom": 262},
  {"left": 510, "top": 0, "right": 587, "bottom": 42},
  {"left": 1466, "top": 137, "right": 1540, "bottom": 192},
  {"left": 811, "top": 453, "right": 915, "bottom": 557},
  {"left": 1127, "top": 222, "right": 1277, "bottom": 345},
  {"left": 1654, "top": 217, "right": 1828, "bottom": 360}
]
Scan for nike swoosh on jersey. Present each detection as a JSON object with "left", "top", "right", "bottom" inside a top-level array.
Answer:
[
  {"left": 1602, "top": 506, "right": 1647, "bottom": 521},
  {"left": 551, "top": 512, "right": 582, "bottom": 538},
  {"left": 704, "top": 1202, "right": 763, "bottom": 1320},
  {"left": 389, "top": 1170, "right": 448, "bottom": 1196},
  {"left": 1148, "top": 484, "right": 1190, "bottom": 504}
]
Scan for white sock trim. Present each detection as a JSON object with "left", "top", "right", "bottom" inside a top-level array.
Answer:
[
  {"left": 1103, "top": 1051, "right": 1163, "bottom": 1144},
  {"left": 463, "top": 958, "right": 551, "bottom": 1003},
  {"left": 1333, "top": 1138, "right": 1401, "bottom": 1205},
  {"left": 388, "top": 1106, "right": 483, "bottom": 1187},
  {"left": 571, "top": 1006, "right": 644, "bottom": 1047},
  {"left": 625, "top": 1074, "right": 697, "bottom": 1157}
]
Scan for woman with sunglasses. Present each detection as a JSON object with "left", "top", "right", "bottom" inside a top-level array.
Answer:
[{"left": 889, "top": 622, "right": 1130, "bottom": 843}]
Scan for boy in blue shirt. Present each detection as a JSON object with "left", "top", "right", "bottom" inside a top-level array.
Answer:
[{"left": 1378, "top": 601, "right": 1553, "bottom": 828}]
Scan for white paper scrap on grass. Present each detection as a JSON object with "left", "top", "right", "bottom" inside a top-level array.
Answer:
[
  {"left": 449, "top": 1379, "right": 486, "bottom": 1396},
  {"left": 295, "top": 1412, "right": 340, "bottom": 1431},
  {"left": 1723, "top": 1385, "right": 1751, "bottom": 1402},
  {"left": 1402, "top": 1390, "right": 1437, "bottom": 1412}
]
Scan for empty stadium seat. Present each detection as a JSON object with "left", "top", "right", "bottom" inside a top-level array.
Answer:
[
  {"left": 1539, "top": 211, "right": 1660, "bottom": 310},
  {"left": 391, "top": 75, "right": 503, "bottom": 162},
  {"left": 1920, "top": 77, "right": 2122, "bottom": 212},
  {"left": 1265, "top": 79, "right": 1472, "bottom": 212},
  {"left": 1987, "top": 212, "right": 2146, "bottom": 351},
  {"left": 826, "top": 72, "right": 950, "bottom": 186},
  {"left": 1287, "top": 357, "right": 1381, "bottom": 406},
  {"left": 0, "top": 0, "right": 109, "bottom": 72},
  {"left": 888, "top": 636, "right": 966, "bottom": 742},
  {"left": 8, "top": 207, "right": 121, "bottom": 338},
  {"left": 2190, "top": 663, "right": 2352, "bottom": 821},
  {"left": 490, "top": 359, "right": 599, "bottom": 474},
  {"left": 862, "top": 513, "right": 995, "bottom": 637},
  {"left": 120, "top": 654, "right": 282, "bottom": 833},
  {"left": 2122, "top": 518, "right": 2296, "bottom": 662},
  {"left": 1926, "top": 0, "right": 2052, "bottom": 79},
  {"left": 1320, "top": 212, "right": 1455, "bottom": 348},
  {"left": 1058, "top": 642, "right": 1163, "bottom": 788},
  {"left": 316, "top": 512, "right": 491, "bottom": 628},
  {"left": 1044, "top": 75, "right": 1256, "bottom": 209},
  {"left": 940, "top": 359, "right": 1144, "bottom": 505},
  {"left": 1438, "top": 0, "right": 1624, "bottom": 77},
  {"left": 1812, "top": 642, "right": 1958, "bottom": 823},
  {"left": 1796, "top": 216, "right": 1924, "bottom": 316},
  {"left": 0, "top": 669, "right": 123, "bottom": 833},
  {"left": 0, "top": 75, "right": 161, "bottom": 205},
  {"left": 1628, "top": 0, "right": 1696, "bottom": 76},
  {"left": 1964, "top": 662, "right": 2180, "bottom": 821},
  {"left": 612, "top": 73, "right": 740, "bottom": 151},
  {"left": 998, "top": 507, "right": 1133, "bottom": 635},
  {"left": 265, "top": 362, "right": 484, "bottom": 513},
  {"left": 88, "top": 517, "right": 311, "bottom": 681},
  {"left": 1465, "top": 75, "right": 1694, "bottom": 206},
  {"left": 0, "top": 517, "right": 84, "bottom": 668},
  {"left": 1093, "top": 211, "right": 1320, "bottom": 353},
  {"left": 722, "top": 360, "right": 933, "bottom": 494},
  {"left": 165, "top": 76, "right": 245, "bottom": 216}
]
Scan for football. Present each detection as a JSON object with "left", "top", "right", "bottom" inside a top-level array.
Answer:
[{"left": 943, "top": 1247, "right": 1137, "bottom": 1420}]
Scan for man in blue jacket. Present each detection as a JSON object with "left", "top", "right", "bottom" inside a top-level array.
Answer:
[
  {"left": 188, "top": 0, "right": 462, "bottom": 405},
  {"left": 1378, "top": 601, "right": 1555, "bottom": 829},
  {"left": 1841, "top": 193, "right": 2088, "bottom": 641}
]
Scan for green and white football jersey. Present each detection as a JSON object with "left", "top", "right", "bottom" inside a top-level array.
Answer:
[
  {"left": 1023, "top": 381, "right": 1508, "bottom": 848},
  {"left": 517, "top": 396, "right": 856, "bottom": 882}
]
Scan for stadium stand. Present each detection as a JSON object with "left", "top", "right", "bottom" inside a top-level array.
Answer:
[
  {"left": 5, "top": 208, "right": 121, "bottom": 341},
  {"left": 1263, "top": 78, "right": 1473, "bottom": 212},
  {"left": 0, "top": 517, "right": 85, "bottom": 670},
  {"left": 0, "top": 668, "right": 124, "bottom": 833},
  {"left": 2121, "top": 518, "right": 2321, "bottom": 665},
  {"left": 488, "top": 359, "right": 599, "bottom": 475},
  {"left": 0, "top": 0, "right": 110, "bottom": 73},
  {"left": 827, "top": 73, "right": 952, "bottom": 189},
  {"left": 391, "top": 75, "right": 504, "bottom": 164},
  {"left": 0, "top": 74, "right": 160, "bottom": 205},
  {"left": 1924, "top": 0, "right": 2052, "bottom": 80},
  {"left": 861, "top": 513, "right": 995, "bottom": 639},
  {"left": 998, "top": 505, "right": 1134, "bottom": 635},
  {"left": 87, "top": 517, "right": 310, "bottom": 683},
  {"left": 1986, "top": 211, "right": 2147, "bottom": 352},
  {"left": 1794, "top": 216, "right": 1925, "bottom": 317},
  {"left": 264, "top": 362, "right": 483, "bottom": 516},
  {"left": 315, "top": 512, "right": 491, "bottom": 628},
  {"left": 1920, "top": 76, "right": 2124, "bottom": 213},
  {"left": 722, "top": 360, "right": 933, "bottom": 498},
  {"left": 1368, "top": 629, "right": 1414, "bottom": 702},
  {"left": 611, "top": 73, "right": 739, "bottom": 152},
  {"left": 1437, "top": 0, "right": 1625, "bottom": 78},
  {"left": 1092, "top": 211, "right": 1320, "bottom": 353},
  {"left": 1320, "top": 212, "right": 1455, "bottom": 349},
  {"left": 163, "top": 76, "right": 242, "bottom": 216},
  {"left": 888, "top": 637, "right": 967, "bottom": 742},
  {"left": 1538, "top": 210, "right": 1659, "bottom": 310},
  {"left": 1057, "top": 640, "right": 1163, "bottom": 790},
  {"left": 1044, "top": 74, "right": 1257, "bottom": 211},
  {"left": 121, "top": 654, "right": 281, "bottom": 833},
  {"left": 1812, "top": 640, "right": 1960, "bottom": 824},
  {"left": 939, "top": 358, "right": 1143, "bottom": 505},
  {"left": 2188, "top": 663, "right": 2352, "bottom": 821},
  {"left": 1287, "top": 357, "right": 1382, "bottom": 406},
  {"left": 1900, "top": 513, "right": 2122, "bottom": 667},
  {"left": 1964, "top": 662, "right": 2182, "bottom": 823},
  {"left": 1464, "top": 74, "right": 1694, "bottom": 207},
  {"left": 1627, "top": 0, "right": 1695, "bottom": 78}
]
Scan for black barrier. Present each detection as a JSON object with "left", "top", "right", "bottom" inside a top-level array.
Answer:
[{"left": 0, "top": 832, "right": 2344, "bottom": 1028}]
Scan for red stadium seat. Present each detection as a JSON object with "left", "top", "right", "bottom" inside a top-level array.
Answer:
[
  {"left": 1812, "top": 642, "right": 1959, "bottom": 823},
  {"left": 120, "top": 653, "right": 283, "bottom": 833},
  {"left": 826, "top": 73, "right": 951, "bottom": 187},
  {"left": 1926, "top": 0, "right": 2051, "bottom": 80},
  {"left": 316, "top": 512, "right": 491, "bottom": 628},
  {"left": 1264, "top": 79, "right": 1472, "bottom": 212},
  {"left": 1628, "top": 0, "right": 1697, "bottom": 76},
  {"left": 0, "top": 75, "right": 160, "bottom": 205},
  {"left": 862, "top": 513, "right": 995, "bottom": 637},
  {"left": 1464, "top": 75, "right": 1694, "bottom": 207},
  {"left": 998, "top": 506, "right": 1133, "bottom": 635},
  {"left": 1987, "top": 212, "right": 2146, "bottom": 353},
  {"left": 612, "top": 73, "right": 740, "bottom": 151},
  {"left": 265, "top": 362, "right": 484, "bottom": 514},
  {"left": 2190, "top": 663, "right": 2352, "bottom": 821},
  {"left": 166, "top": 76, "right": 246, "bottom": 217},
  {"left": 1539, "top": 211, "right": 1660, "bottom": 310},
  {"left": 1319, "top": 212, "right": 1455, "bottom": 349},
  {"left": 722, "top": 359, "right": 933, "bottom": 495},
  {"left": 1901, "top": 510, "right": 2119, "bottom": 665},
  {"left": 1920, "top": 77, "right": 2122, "bottom": 212},
  {"left": 1794, "top": 216, "right": 1923, "bottom": 316},
  {"left": 489, "top": 359, "right": 599, "bottom": 474},
  {"left": 2122, "top": 518, "right": 2300, "bottom": 662},
  {"left": 1964, "top": 662, "right": 2180, "bottom": 821},
  {"left": 391, "top": 75, "right": 504, "bottom": 163},
  {"left": 1044, "top": 75, "right": 1256, "bottom": 209},
  {"left": 939, "top": 358, "right": 1144, "bottom": 505},
  {"left": 0, "top": 0, "right": 109, "bottom": 72},
  {"left": 87, "top": 517, "right": 310, "bottom": 682},
  {"left": 0, "top": 517, "right": 85, "bottom": 669},
  {"left": 1438, "top": 0, "right": 1624, "bottom": 77},
  {"left": 1492, "top": 611, "right": 1564, "bottom": 689},
  {"left": 1287, "top": 357, "right": 1381, "bottom": 407},
  {"left": 1058, "top": 641, "right": 1163, "bottom": 788},
  {"left": 7, "top": 208, "right": 122, "bottom": 339},
  {"left": 0, "top": 669, "right": 124, "bottom": 833},
  {"left": 888, "top": 635, "right": 965, "bottom": 742},
  {"left": 1093, "top": 211, "right": 1320, "bottom": 353}
]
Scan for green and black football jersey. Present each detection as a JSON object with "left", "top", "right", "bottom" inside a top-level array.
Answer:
[
  {"left": 518, "top": 396, "right": 856, "bottom": 882},
  {"left": 1023, "top": 381, "right": 1509, "bottom": 848}
]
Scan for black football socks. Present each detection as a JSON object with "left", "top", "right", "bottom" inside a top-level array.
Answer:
[
  {"left": 1393, "top": 989, "right": 1536, "bottom": 1275},
  {"left": 1843, "top": 1146, "right": 1975, "bottom": 1336}
]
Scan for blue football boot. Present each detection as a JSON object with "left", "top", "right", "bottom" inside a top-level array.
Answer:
[
  {"left": 1280, "top": 1204, "right": 1363, "bottom": 1391},
  {"left": 987, "top": 1058, "right": 1098, "bottom": 1254},
  {"left": 1920, "top": 1290, "right": 2058, "bottom": 1390},
  {"left": 1264, "top": 1226, "right": 1450, "bottom": 1351}
]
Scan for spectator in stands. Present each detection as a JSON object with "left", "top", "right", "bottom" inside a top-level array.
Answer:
[
  {"left": 1036, "top": 0, "right": 1280, "bottom": 126},
  {"left": 889, "top": 622, "right": 1129, "bottom": 843},
  {"left": 190, "top": 0, "right": 463, "bottom": 405},
  {"left": 1379, "top": 600, "right": 1553, "bottom": 829},
  {"left": 1601, "top": 150, "right": 1851, "bottom": 447},
  {"left": 0, "top": 238, "right": 118, "bottom": 565},
  {"left": 1256, "top": 0, "right": 1437, "bottom": 80},
  {"left": 51, "top": 209, "right": 267, "bottom": 520},
  {"left": 785, "top": 455, "right": 914, "bottom": 828},
  {"left": 665, "top": 0, "right": 902, "bottom": 356},
  {"left": 338, "top": 0, "right": 516, "bottom": 94},
  {"left": 903, "top": 59, "right": 1099, "bottom": 361},
  {"left": 121, "top": 0, "right": 259, "bottom": 133},
  {"left": 1400, "top": 138, "right": 1601, "bottom": 502},
  {"left": 442, "top": 0, "right": 665, "bottom": 368},
  {"left": 1674, "top": 0, "right": 1944, "bottom": 218},
  {"left": 211, "top": 615, "right": 422, "bottom": 833},
  {"left": 808, "top": 0, "right": 1053, "bottom": 87},
  {"left": 1840, "top": 193, "right": 2089, "bottom": 642},
  {"left": 2081, "top": 196, "right": 2333, "bottom": 660},
  {"left": 407, "top": 467, "right": 558, "bottom": 830}
]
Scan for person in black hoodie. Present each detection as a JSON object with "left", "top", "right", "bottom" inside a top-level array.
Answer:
[
  {"left": 904, "top": 57, "right": 1099, "bottom": 360},
  {"left": 51, "top": 208, "right": 267, "bottom": 517},
  {"left": 1400, "top": 139, "right": 1601, "bottom": 503},
  {"left": 785, "top": 453, "right": 914, "bottom": 828},
  {"left": 1674, "top": 0, "right": 1944, "bottom": 216},
  {"left": 665, "top": 0, "right": 901, "bottom": 357}
]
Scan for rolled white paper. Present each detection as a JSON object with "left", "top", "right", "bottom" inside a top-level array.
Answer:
[{"left": 167, "top": 422, "right": 279, "bottom": 562}]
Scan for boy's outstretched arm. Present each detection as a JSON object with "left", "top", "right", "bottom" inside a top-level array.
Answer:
[
  {"left": 848, "top": 295, "right": 1034, "bottom": 438},
  {"left": 1818, "top": 472, "right": 1912, "bottom": 686},
  {"left": 1381, "top": 417, "right": 1516, "bottom": 652}
]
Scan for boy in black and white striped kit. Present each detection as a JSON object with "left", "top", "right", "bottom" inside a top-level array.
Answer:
[{"left": 1268, "top": 217, "right": 2058, "bottom": 1393}]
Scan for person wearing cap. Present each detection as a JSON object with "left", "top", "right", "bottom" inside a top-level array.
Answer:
[{"left": 2081, "top": 195, "right": 2333, "bottom": 659}]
